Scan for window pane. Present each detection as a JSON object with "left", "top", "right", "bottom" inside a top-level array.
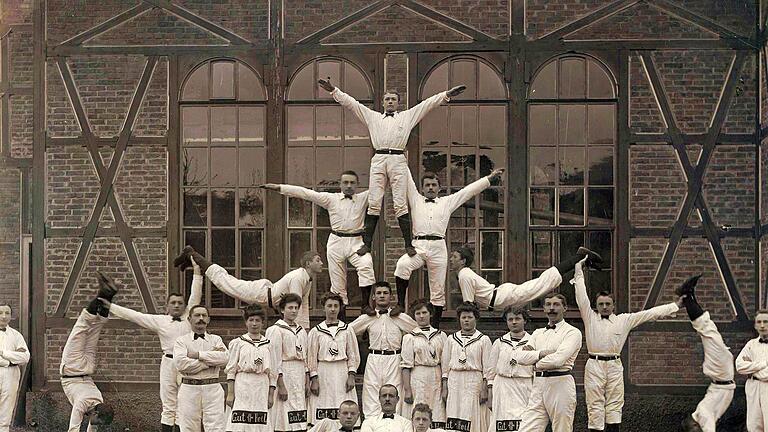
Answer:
[
  {"left": 210, "top": 147, "right": 237, "bottom": 186},
  {"left": 211, "top": 189, "right": 235, "bottom": 226},
  {"left": 239, "top": 188, "right": 264, "bottom": 227},
  {"left": 239, "top": 147, "right": 265, "bottom": 186},
  {"left": 478, "top": 187, "right": 504, "bottom": 228},
  {"left": 449, "top": 229, "right": 476, "bottom": 254},
  {"left": 285, "top": 147, "right": 313, "bottom": 185},
  {"left": 288, "top": 197, "right": 312, "bottom": 227},
  {"left": 318, "top": 60, "right": 341, "bottom": 100},
  {"left": 287, "top": 106, "right": 314, "bottom": 146},
  {"left": 559, "top": 58, "right": 585, "bottom": 99},
  {"left": 587, "top": 270, "right": 612, "bottom": 296},
  {"left": 528, "top": 105, "right": 556, "bottom": 145},
  {"left": 478, "top": 63, "right": 505, "bottom": 99},
  {"left": 422, "top": 149, "right": 448, "bottom": 186},
  {"left": 589, "top": 231, "right": 612, "bottom": 265},
  {"left": 450, "top": 106, "right": 478, "bottom": 147},
  {"left": 531, "top": 231, "right": 552, "bottom": 268},
  {"left": 559, "top": 147, "right": 585, "bottom": 186},
  {"left": 210, "top": 285, "right": 236, "bottom": 308},
  {"left": 479, "top": 106, "right": 506, "bottom": 147},
  {"left": 241, "top": 230, "right": 263, "bottom": 268},
  {"left": 530, "top": 147, "right": 556, "bottom": 186},
  {"left": 211, "top": 107, "right": 237, "bottom": 145},
  {"left": 422, "top": 63, "right": 448, "bottom": 100},
  {"left": 343, "top": 147, "right": 371, "bottom": 187},
  {"left": 316, "top": 204, "right": 331, "bottom": 228},
  {"left": 238, "top": 64, "right": 265, "bottom": 101},
  {"left": 344, "top": 63, "right": 371, "bottom": 100},
  {"left": 588, "top": 188, "right": 614, "bottom": 225},
  {"left": 242, "top": 269, "right": 262, "bottom": 280},
  {"left": 559, "top": 188, "right": 584, "bottom": 225},
  {"left": 288, "top": 64, "right": 314, "bottom": 100},
  {"left": 530, "top": 61, "right": 556, "bottom": 99},
  {"left": 588, "top": 105, "right": 615, "bottom": 144},
  {"left": 345, "top": 109, "right": 371, "bottom": 147},
  {"left": 421, "top": 105, "right": 448, "bottom": 147},
  {"left": 451, "top": 60, "right": 476, "bottom": 100},
  {"left": 182, "top": 107, "right": 208, "bottom": 146},
  {"left": 588, "top": 60, "right": 615, "bottom": 99},
  {"left": 183, "top": 64, "right": 208, "bottom": 101},
  {"left": 289, "top": 230, "right": 312, "bottom": 267},
  {"left": 450, "top": 197, "right": 475, "bottom": 228},
  {"left": 558, "top": 105, "right": 586, "bottom": 145},
  {"left": 480, "top": 231, "right": 502, "bottom": 268},
  {"left": 183, "top": 188, "right": 207, "bottom": 226},
  {"left": 316, "top": 106, "right": 342, "bottom": 147},
  {"left": 211, "top": 61, "right": 235, "bottom": 99},
  {"left": 316, "top": 147, "right": 342, "bottom": 187},
  {"left": 239, "top": 107, "right": 265, "bottom": 146},
  {"left": 530, "top": 188, "right": 555, "bottom": 225},
  {"left": 482, "top": 270, "right": 502, "bottom": 286},
  {"left": 211, "top": 229, "right": 235, "bottom": 267},
  {"left": 316, "top": 229, "right": 331, "bottom": 264},
  {"left": 450, "top": 147, "right": 476, "bottom": 186},
  {"left": 588, "top": 146, "right": 613, "bottom": 185},
  {"left": 182, "top": 148, "right": 207, "bottom": 186},
  {"left": 479, "top": 147, "right": 505, "bottom": 178},
  {"left": 558, "top": 231, "right": 585, "bottom": 263},
  {"left": 184, "top": 230, "right": 206, "bottom": 255}
]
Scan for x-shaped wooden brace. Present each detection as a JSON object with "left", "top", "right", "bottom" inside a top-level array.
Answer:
[
  {"left": 53, "top": 57, "right": 159, "bottom": 317},
  {"left": 639, "top": 51, "right": 748, "bottom": 320}
]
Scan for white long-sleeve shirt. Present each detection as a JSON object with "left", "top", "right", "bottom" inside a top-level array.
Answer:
[
  {"left": 736, "top": 337, "right": 768, "bottom": 380},
  {"left": 173, "top": 331, "right": 229, "bottom": 379},
  {"left": 279, "top": 185, "right": 369, "bottom": 233},
  {"left": 331, "top": 87, "right": 449, "bottom": 151},
  {"left": 60, "top": 309, "right": 108, "bottom": 377},
  {"left": 457, "top": 267, "right": 496, "bottom": 309},
  {"left": 400, "top": 326, "right": 446, "bottom": 369},
  {"left": 265, "top": 319, "right": 309, "bottom": 375},
  {"left": 225, "top": 333, "right": 277, "bottom": 386},
  {"left": 441, "top": 330, "right": 493, "bottom": 379},
  {"left": 0, "top": 326, "right": 29, "bottom": 367},
  {"left": 515, "top": 320, "right": 582, "bottom": 372},
  {"left": 487, "top": 332, "right": 534, "bottom": 384},
  {"left": 406, "top": 174, "right": 491, "bottom": 237},
  {"left": 573, "top": 269, "right": 678, "bottom": 355},
  {"left": 307, "top": 321, "right": 360, "bottom": 377},
  {"left": 360, "top": 413, "right": 413, "bottom": 432},
  {"left": 109, "top": 274, "right": 203, "bottom": 355},
  {"left": 349, "top": 309, "right": 417, "bottom": 351}
]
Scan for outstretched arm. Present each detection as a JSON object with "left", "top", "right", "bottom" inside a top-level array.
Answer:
[
  {"left": 625, "top": 299, "right": 680, "bottom": 330},
  {"left": 572, "top": 258, "right": 593, "bottom": 323},
  {"left": 445, "top": 168, "right": 503, "bottom": 213},
  {"left": 322, "top": 81, "right": 377, "bottom": 126},
  {"left": 181, "top": 259, "right": 204, "bottom": 320},
  {"left": 260, "top": 184, "right": 333, "bottom": 208}
]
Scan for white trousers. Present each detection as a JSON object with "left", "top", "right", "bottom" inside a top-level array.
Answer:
[
  {"left": 493, "top": 267, "right": 563, "bottom": 310},
  {"left": 160, "top": 355, "right": 180, "bottom": 426},
  {"left": 0, "top": 366, "right": 21, "bottom": 432},
  {"left": 584, "top": 358, "right": 624, "bottom": 430},
  {"left": 691, "top": 312, "right": 735, "bottom": 432},
  {"left": 362, "top": 353, "right": 402, "bottom": 418},
  {"left": 394, "top": 239, "right": 448, "bottom": 307},
  {"left": 177, "top": 383, "right": 226, "bottom": 432},
  {"left": 518, "top": 375, "right": 576, "bottom": 432},
  {"left": 368, "top": 153, "right": 409, "bottom": 217},
  {"left": 746, "top": 378, "right": 768, "bottom": 431},
  {"left": 326, "top": 234, "right": 375, "bottom": 305}
]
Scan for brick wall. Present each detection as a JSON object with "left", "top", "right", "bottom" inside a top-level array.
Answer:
[
  {"left": 0, "top": 168, "right": 21, "bottom": 313},
  {"left": 629, "top": 54, "right": 666, "bottom": 134},
  {"left": 629, "top": 145, "right": 686, "bottom": 227},
  {"left": 526, "top": 0, "right": 614, "bottom": 39}
]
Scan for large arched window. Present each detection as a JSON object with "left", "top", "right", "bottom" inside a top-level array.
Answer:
[
  {"left": 419, "top": 57, "right": 508, "bottom": 309},
  {"left": 180, "top": 58, "right": 267, "bottom": 311},
  {"left": 528, "top": 55, "right": 616, "bottom": 306},
  {"left": 286, "top": 57, "right": 373, "bottom": 309}
]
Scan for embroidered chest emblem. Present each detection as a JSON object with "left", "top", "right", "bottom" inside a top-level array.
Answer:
[
  {"left": 329, "top": 347, "right": 339, "bottom": 356},
  {"left": 254, "top": 357, "right": 263, "bottom": 366}
]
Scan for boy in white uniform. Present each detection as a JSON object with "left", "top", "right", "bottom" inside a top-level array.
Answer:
[
  {"left": 737, "top": 309, "right": 768, "bottom": 431},
  {"left": 0, "top": 303, "right": 29, "bottom": 432}
]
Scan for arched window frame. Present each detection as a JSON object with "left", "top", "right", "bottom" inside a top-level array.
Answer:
[{"left": 527, "top": 53, "right": 618, "bottom": 308}]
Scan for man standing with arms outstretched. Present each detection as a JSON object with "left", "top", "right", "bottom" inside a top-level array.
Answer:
[
  {"left": 317, "top": 78, "right": 466, "bottom": 259},
  {"left": 99, "top": 257, "right": 203, "bottom": 432},
  {"left": 260, "top": 170, "right": 375, "bottom": 317},
  {"left": 573, "top": 256, "right": 682, "bottom": 432}
]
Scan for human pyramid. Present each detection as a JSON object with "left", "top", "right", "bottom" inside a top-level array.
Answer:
[{"left": 7, "top": 80, "right": 761, "bottom": 432}]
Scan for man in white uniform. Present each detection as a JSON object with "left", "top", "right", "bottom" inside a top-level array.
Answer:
[
  {"left": 317, "top": 78, "right": 466, "bottom": 259},
  {"left": 0, "top": 303, "right": 29, "bottom": 432},
  {"left": 573, "top": 257, "right": 682, "bottom": 432},
  {"left": 308, "top": 400, "right": 361, "bottom": 432},
  {"left": 174, "top": 304, "right": 229, "bottom": 432},
  {"left": 514, "top": 293, "right": 582, "bottom": 432},
  {"left": 395, "top": 168, "right": 505, "bottom": 329},
  {"left": 100, "top": 258, "right": 203, "bottom": 431},
  {"left": 736, "top": 309, "right": 768, "bottom": 431},
  {"left": 451, "top": 245, "right": 603, "bottom": 311},
  {"left": 60, "top": 273, "right": 117, "bottom": 432},
  {"left": 350, "top": 281, "right": 417, "bottom": 418},
  {"left": 677, "top": 275, "right": 735, "bottom": 432},
  {"left": 260, "top": 170, "right": 375, "bottom": 318},
  {"left": 176, "top": 247, "right": 322, "bottom": 329},
  {"left": 360, "top": 384, "right": 413, "bottom": 432}
]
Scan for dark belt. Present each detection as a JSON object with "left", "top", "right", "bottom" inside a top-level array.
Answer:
[
  {"left": 164, "top": 353, "right": 174, "bottom": 359},
  {"left": 488, "top": 289, "right": 499, "bottom": 311},
  {"left": 750, "top": 376, "right": 768, "bottom": 382},
  {"left": 5, "top": 363, "right": 18, "bottom": 367},
  {"left": 369, "top": 349, "right": 401, "bottom": 355},
  {"left": 331, "top": 230, "right": 364, "bottom": 238},
  {"left": 712, "top": 379, "right": 735, "bottom": 385},
  {"left": 414, "top": 235, "right": 444, "bottom": 241},
  {"left": 535, "top": 370, "right": 571, "bottom": 378},
  {"left": 182, "top": 377, "right": 222, "bottom": 385},
  {"left": 375, "top": 149, "right": 404, "bottom": 155},
  {"left": 589, "top": 354, "right": 620, "bottom": 361},
  {"left": 62, "top": 374, "right": 89, "bottom": 379},
  {"left": 267, "top": 286, "right": 273, "bottom": 310}
]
